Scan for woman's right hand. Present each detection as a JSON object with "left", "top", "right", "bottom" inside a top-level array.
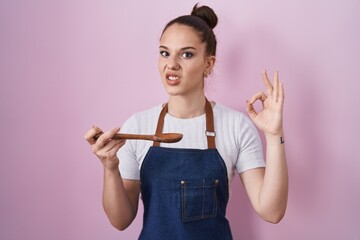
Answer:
[{"left": 84, "top": 125, "right": 126, "bottom": 171}]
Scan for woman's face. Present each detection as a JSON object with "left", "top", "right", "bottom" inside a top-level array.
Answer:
[{"left": 158, "top": 23, "right": 214, "bottom": 98}]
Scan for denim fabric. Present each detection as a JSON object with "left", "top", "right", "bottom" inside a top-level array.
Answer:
[{"left": 139, "top": 147, "right": 233, "bottom": 240}]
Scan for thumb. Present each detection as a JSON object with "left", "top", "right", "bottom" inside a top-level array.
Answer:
[{"left": 246, "top": 100, "right": 257, "bottom": 119}]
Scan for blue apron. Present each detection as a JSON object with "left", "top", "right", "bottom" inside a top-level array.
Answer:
[{"left": 139, "top": 99, "right": 233, "bottom": 240}]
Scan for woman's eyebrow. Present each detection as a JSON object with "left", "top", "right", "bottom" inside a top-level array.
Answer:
[{"left": 159, "top": 46, "right": 197, "bottom": 51}]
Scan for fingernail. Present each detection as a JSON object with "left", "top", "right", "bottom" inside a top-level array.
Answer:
[{"left": 93, "top": 125, "right": 101, "bottom": 131}]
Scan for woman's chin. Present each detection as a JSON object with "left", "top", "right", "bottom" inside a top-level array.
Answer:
[{"left": 162, "top": 85, "right": 182, "bottom": 96}]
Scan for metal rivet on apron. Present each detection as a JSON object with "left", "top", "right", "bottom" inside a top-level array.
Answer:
[
  {"left": 214, "top": 179, "right": 219, "bottom": 185},
  {"left": 180, "top": 180, "right": 186, "bottom": 185},
  {"left": 205, "top": 130, "right": 216, "bottom": 137}
]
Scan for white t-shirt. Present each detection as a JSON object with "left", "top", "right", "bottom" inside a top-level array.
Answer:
[{"left": 118, "top": 102, "right": 265, "bottom": 184}]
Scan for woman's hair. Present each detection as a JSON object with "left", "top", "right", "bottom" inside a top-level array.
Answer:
[{"left": 161, "top": 4, "right": 218, "bottom": 56}]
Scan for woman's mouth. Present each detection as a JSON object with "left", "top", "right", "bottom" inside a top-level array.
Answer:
[
  {"left": 166, "top": 74, "right": 181, "bottom": 86},
  {"left": 168, "top": 76, "right": 179, "bottom": 81}
]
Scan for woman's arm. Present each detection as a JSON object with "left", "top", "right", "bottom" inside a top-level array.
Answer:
[
  {"left": 103, "top": 171, "right": 140, "bottom": 230},
  {"left": 241, "top": 70, "right": 288, "bottom": 223},
  {"left": 85, "top": 126, "right": 140, "bottom": 230},
  {"left": 240, "top": 133, "right": 288, "bottom": 223}
]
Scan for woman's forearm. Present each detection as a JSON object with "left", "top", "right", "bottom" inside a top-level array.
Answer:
[
  {"left": 258, "top": 132, "right": 288, "bottom": 223},
  {"left": 102, "top": 168, "right": 138, "bottom": 231}
]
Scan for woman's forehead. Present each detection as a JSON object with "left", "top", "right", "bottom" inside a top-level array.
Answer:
[{"left": 160, "top": 24, "right": 203, "bottom": 47}]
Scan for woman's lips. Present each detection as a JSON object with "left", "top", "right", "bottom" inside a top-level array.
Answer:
[{"left": 166, "top": 74, "right": 181, "bottom": 86}]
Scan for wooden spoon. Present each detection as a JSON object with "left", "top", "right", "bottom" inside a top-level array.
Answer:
[{"left": 93, "top": 133, "right": 183, "bottom": 143}]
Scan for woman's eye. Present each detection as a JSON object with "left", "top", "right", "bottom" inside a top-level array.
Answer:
[
  {"left": 160, "top": 51, "right": 169, "bottom": 57},
  {"left": 181, "top": 52, "right": 193, "bottom": 58}
]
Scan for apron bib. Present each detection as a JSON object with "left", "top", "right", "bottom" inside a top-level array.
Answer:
[{"left": 139, "top": 99, "right": 233, "bottom": 240}]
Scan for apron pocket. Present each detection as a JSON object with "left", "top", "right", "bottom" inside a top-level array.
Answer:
[{"left": 180, "top": 179, "right": 219, "bottom": 222}]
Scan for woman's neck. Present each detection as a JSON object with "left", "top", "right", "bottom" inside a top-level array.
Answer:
[{"left": 167, "top": 94, "right": 206, "bottom": 119}]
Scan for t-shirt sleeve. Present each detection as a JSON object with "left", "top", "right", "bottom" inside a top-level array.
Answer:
[
  {"left": 117, "top": 115, "right": 141, "bottom": 180},
  {"left": 236, "top": 114, "right": 265, "bottom": 173}
]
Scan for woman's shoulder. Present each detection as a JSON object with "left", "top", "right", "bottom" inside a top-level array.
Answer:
[
  {"left": 214, "top": 102, "right": 248, "bottom": 120},
  {"left": 213, "top": 102, "right": 257, "bottom": 132}
]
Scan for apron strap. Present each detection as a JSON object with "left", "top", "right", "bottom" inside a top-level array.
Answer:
[
  {"left": 153, "top": 98, "right": 216, "bottom": 149},
  {"left": 205, "top": 99, "right": 216, "bottom": 149}
]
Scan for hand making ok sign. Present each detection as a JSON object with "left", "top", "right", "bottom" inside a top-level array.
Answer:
[{"left": 247, "top": 70, "right": 285, "bottom": 136}]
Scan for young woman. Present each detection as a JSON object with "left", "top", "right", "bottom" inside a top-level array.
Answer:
[{"left": 85, "top": 4, "right": 288, "bottom": 240}]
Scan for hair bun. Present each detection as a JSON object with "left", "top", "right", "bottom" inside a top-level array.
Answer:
[{"left": 191, "top": 4, "right": 218, "bottom": 30}]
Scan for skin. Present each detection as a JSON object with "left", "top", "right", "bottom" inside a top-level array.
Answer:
[
  {"left": 84, "top": 23, "right": 288, "bottom": 230},
  {"left": 84, "top": 126, "right": 139, "bottom": 230},
  {"left": 244, "top": 70, "right": 288, "bottom": 223},
  {"left": 158, "top": 24, "right": 215, "bottom": 118}
]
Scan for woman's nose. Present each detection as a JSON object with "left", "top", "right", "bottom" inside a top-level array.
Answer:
[{"left": 166, "top": 56, "right": 180, "bottom": 70}]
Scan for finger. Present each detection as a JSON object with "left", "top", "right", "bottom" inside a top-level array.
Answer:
[
  {"left": 107, "top": 140, "right": 126, "bottom": 156},
  {"left": 95, "top": 127, "right": 120, "bottom": 149},
  {"left": 100, "top": 139, "right": 125, "bottom": 154},
  {"left": 273, "top": 71, "right": 279, "bottom": 101},
  {"left": 246, "top": 100, "right": 257, "bottom": 118},
  {"left": 84, "top": 125, "right": 104, "bottom": 145},
  {"left": 279, "top": 80, "right": 285, "bottom": 106},
  {"left": 95, "top": 140, "right": 126, "bottom": 162},
  {"left": 262, "top": 69, "right": 273, "bottom": 97},
  {"left": 248, "top": 91, "right": 267, "bottom": 104}
]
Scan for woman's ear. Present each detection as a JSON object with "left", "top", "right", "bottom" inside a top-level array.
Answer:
[{"left": 204, "top": 56, "right": 216, "bottom": 77}]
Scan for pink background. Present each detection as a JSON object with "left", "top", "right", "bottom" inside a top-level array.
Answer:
[{"left": 1, "top": 0, "right": 359, "bottom": 239}]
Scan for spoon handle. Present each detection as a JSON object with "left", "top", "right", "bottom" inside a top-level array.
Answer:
[
  {"left": 93, "top": 133, "right": 182, "bottom": 143},
  {"left": 112, "top": 133, "right": 155, "bottom": 141},
  {"left": 93, "top": 133, "right": 154, "bottom": 141}
]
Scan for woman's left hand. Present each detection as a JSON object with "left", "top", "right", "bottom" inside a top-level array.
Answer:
[{"left": 246, "top": 70, "right": 284, "bottom": 136}]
